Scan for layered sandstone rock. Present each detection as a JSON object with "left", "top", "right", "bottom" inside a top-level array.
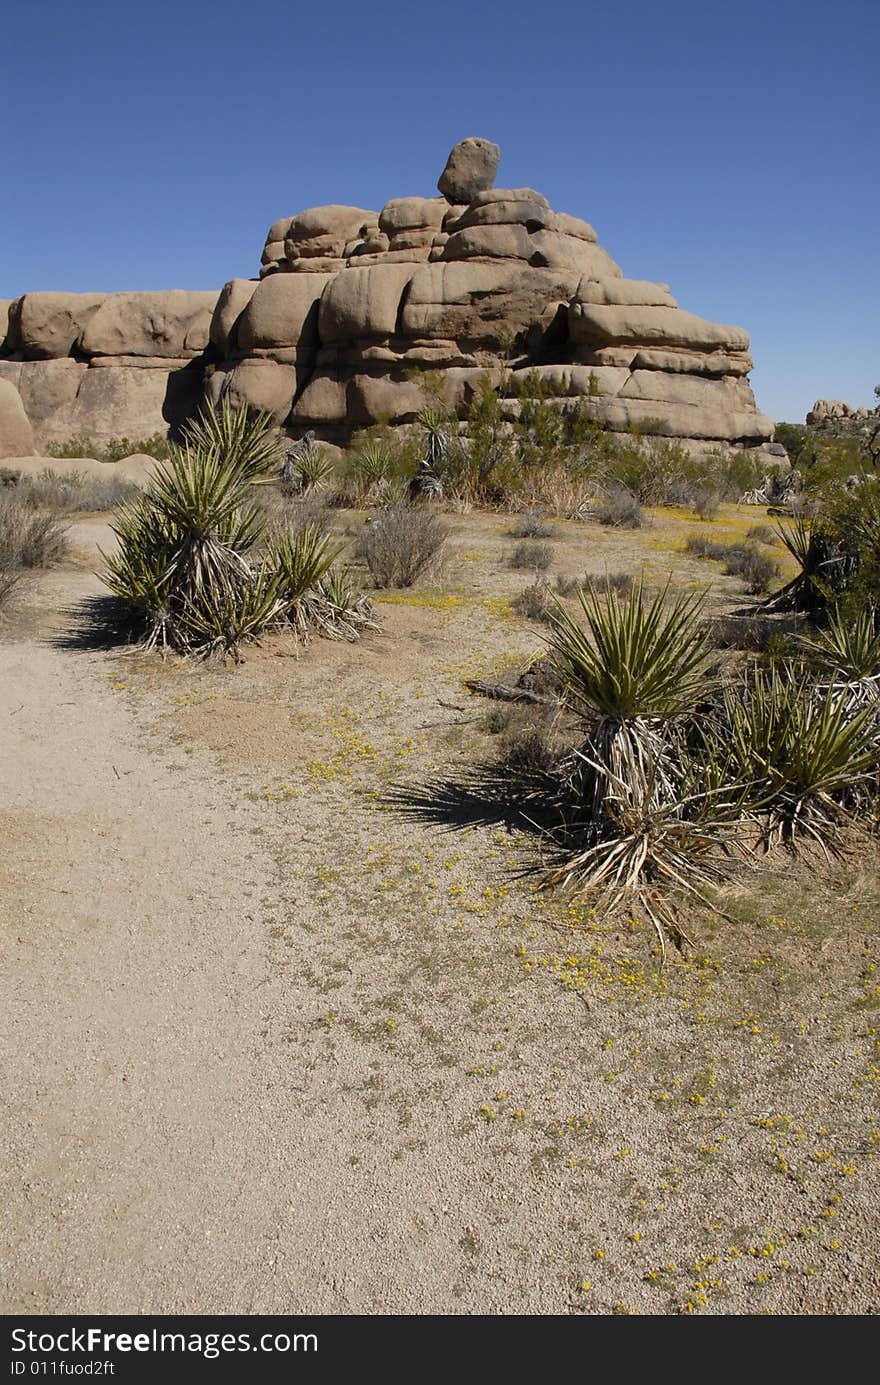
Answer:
[
  {"left": 0, "top": 290, "right": 217, "bottom": 447},
  {"left": 1, "top": 139, "right": 774, "bottom": 453},
  {"left": 212, "top": 140, "right": 773, "bottom": 449}
]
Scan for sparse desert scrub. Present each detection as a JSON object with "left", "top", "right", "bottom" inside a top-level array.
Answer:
[
  {"left": 512, "top": 578, "right": 555, "bottom": 623},
  {"left": 510, "top": 510, "right": 556, "bottom": 539},
  {"left": 685, "top": 533, "right": 780, "bottom": 594},
  {"left": 102, "top": 400, "right": 374, "bottom": 658},
  {"left": 0, "top": 494, "right": 69, "bottom": 570},
  {"left": 355, "top": 505, "right": 448, "bottom": 588},
  {"left": 509, "top": 539, "right": 552, "bottom": 571},
  {"left": 717, "top": 665, "right": 879, "bottom": 853},
  {"left": 46, "top": 433, "right": 172, "bottom": 463},
  {"left": 595, "top": 486, "right": 643, "bottom": 528},
  {"left": 18, "top": 467, "right": 141, "bottom": 513}
]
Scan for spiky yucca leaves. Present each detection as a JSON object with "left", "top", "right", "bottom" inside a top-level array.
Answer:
[
  {"left": 540, "top": 581, "right": 737, "bottom": 953},
  {"left": 548, "top": 578, "right": 714, "bottom": 721},
  {"left": 102, "top": 405, "right": 374, "bottom": 658},
  {"left": 722, "top": 666, "right": 879, "bottom": 854},
  {"left": 763, "top": 518, "right": 856, "bottom": 616},
  {"left": 349, "top": 442, "right": 394, "bottom": 502},
  {"left": 182, "top": 396, "right": 284, "bottom": 483},
  {"left": 539, "top": 722, "right": 746, "bottom": 958},
  {"left": 799, "top": 606, "right": 880, "bottom": 699}
]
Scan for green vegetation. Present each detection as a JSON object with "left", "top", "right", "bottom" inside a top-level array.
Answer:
[
  {"left": 46, "top": 433, "right": 172, "bottom": 463},
  {"left": 355, "top": 505, "right": 448, "bottom": 588},
  {"left": 0, "top": 492, "right": 69, "bottom": 613},
  {"left": 102, "top": 400, "right": 373, "bottom": 658}
]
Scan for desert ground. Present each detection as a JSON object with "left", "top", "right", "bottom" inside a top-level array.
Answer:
[{"left": 2, "top": 502, "right": 878, "bottom": 1315}]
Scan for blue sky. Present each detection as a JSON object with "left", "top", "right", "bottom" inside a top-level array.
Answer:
[{"left": 2, "top": 0, "right": 876, "bottom": 422}]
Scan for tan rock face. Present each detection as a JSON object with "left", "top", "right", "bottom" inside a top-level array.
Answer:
[
  {"left": 79, "top": 291, "right": 218, "bottom": 358},
  {"left": 318, "top": 264, "right": 417, "bottom": 344},
  {"left": 210, "top": 279, "right": 259, "bottom": 354},
  {"left": 237, "top": 274, "right": 333, "bottom": 352},
  {"left": 0, "top": 379, "right": 35, "bottom": 457},
  {"left": 11, "top": 292, "right": 106, "bottom": 359}
]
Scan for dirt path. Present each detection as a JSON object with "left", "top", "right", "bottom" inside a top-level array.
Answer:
[{"left": 1, "top": 560, "right": 299, "bottom": 1312}]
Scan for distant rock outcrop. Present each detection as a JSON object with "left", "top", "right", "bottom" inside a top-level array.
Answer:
[{"left": 1, "top": 140, "right": 775, "bottom": 454}]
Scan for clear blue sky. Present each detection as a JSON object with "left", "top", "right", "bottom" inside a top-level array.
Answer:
[{"left": 2, "top": 0, "right": 876, "bottom": 422}]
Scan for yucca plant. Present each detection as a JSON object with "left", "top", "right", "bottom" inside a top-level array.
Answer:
[
  {"left": 539, "top": 581, "right": 740, "bottom": 953},
  {"left": 799, "top": 606, "right": 880, "bottom": 700},
  {"left": 762, "top": 517, "right": 856, "bottom": 617},
  {"left": 721, "top": 666, "right": 878, "bottom": 854},
  {"left": 102, "top": 404, "right": 374, "bottom": 659},
  {"left": 548, "top": 579, "right": 714, "bottom": 722},
  {"left": 182, "top": 396, "right": 285, "bottom": 482},
  {"left": 282, "top": 442, "right": 335, "bottom": 494},
  {"left": 349, "top": 442, "right": 394, "bottom": 501}
]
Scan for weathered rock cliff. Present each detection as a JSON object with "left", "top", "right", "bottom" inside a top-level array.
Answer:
[{"left": 0, "top": 140, "right": 774, "bottom": 458}]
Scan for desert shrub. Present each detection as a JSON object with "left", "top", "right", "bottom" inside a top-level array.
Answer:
[
  {"left": 722, "top": 544, "right": 780, "bottom": 594},
  {"left": 798, "top": 605, "right": 880, "bottom": 683},
  {"left": 356, "top": 505, "right": 448, "bottom": 588},
  {"left": 0, "top": 570, "right": 22, "bottom": 614},
  {"left": 692, "top": 487, "right": 721, "bottom": 521},
  {"left": 510, "top": 510, "right": 555, "bottom": 539},
  {"left": 685, "top": 534, "right": 780, "bottom": 593},
  {"left": 596, "top": 486, "right": 643, "bottom": 528},
  {"left": 513, "top": 579, "right": 555, "bottom": 623},
  {"left": 0, "top": 495, "right": 69, "bottom": 570},
  {"left": 496, "top": 706, "right": 564, "bottom": 777},
  {"left": 510, "top": 540, "right": 552, "bottom": 570},
  {"left": 760, "top": 483, "right": 880, "bottom": 618},
  {"left": 280, "top": 442, "right": 335, "bottom": 496},
  {"left": 46, "top": 434, "right": 172, "bottom": 463},
  {"left": 706, "top": 613, "right": 802, "bottom": 655},
  {"left": 746, "top": 524, "right": 779, "bottom": 546},
  {"left": 19, "top": 467, "right": 141, "bottom": 513},
  {"left": 554, "top": 571, "right": 633, "bottom": 600},
  {"left": 103, "top": 400, "right": 373, "bottom": 657}
]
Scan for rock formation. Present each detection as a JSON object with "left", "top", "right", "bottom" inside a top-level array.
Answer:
[
  {"left": 0, "top": 139, "right": 775, "bottom": 456},
  {"left": 0, "top": 292, "right": 215, "bottom": 453}
]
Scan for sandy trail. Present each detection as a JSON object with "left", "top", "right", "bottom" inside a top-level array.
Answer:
[
  {"left": 0, "top": 554, "right": 571, "bottom": 1314},
  {"left": 1, "top": 561, "right": 297, "bottom": 1312}
]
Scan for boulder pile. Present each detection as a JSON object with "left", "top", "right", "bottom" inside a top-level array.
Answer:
[
  {"left": 1, "top": 139, "right": 775, "bottom": 458},
  {"left": 0, "top": 292, "right": 216, "bottom": 455}
]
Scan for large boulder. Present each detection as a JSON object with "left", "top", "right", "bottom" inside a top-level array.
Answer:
[
  {"left": 576, "top": 277, "right": 676, "bottom": 308},
  {"left": 36, "top": 365, "right": 203, "bottom": 447},
  {"left": 210, "top": 279, "right": 259, "bottom": 354},
  {"left": 284, "top": 206, "right": 379, "bottom": 263},
  {"left": 209, "top": 360, "right": 298, "bottom": 424},
  {"left": 15, "top": 360, "right": 89, "bottom": 433},
  {"left": 237, "top": 274, "right": 332, "bottom": 352},
  {"left": 599, "top": 395, "right": 774, "bottom": 443},
  {"left": 0, "top": 300, "right": 12, "bottom": 352},
  {"left": 806, "top": 399, "right": 852, "bottom": 425},
  {"left": 79, "top": 291, "right": 218, "bottom": 358},
  {"left": 10, "top": 292, "right": 106, "bottom": 359},
  {"left": 378, "top": 197, "right": 447, "bottom": 237},
  {"left": 400, "top": 261, "right": 580, "bottom": 347},
  {"left": 318, "top": 263, "right": 417, "bottom": 344},
  {"left": 289, "top": 371, "right": 350, "bottom": 427},
  {"left": 437, "top": 138, "right": 500, "bottom": 204},
  {"left": 0, "top": 379, "right": 35, "bottom": 457},
  {"left": 569, "top": 299, "right": 750, "bottom": 353}
]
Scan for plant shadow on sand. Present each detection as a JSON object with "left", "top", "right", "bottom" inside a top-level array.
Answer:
[{"left": 49, "top": 594, "right": 141, "bottom": 652}]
